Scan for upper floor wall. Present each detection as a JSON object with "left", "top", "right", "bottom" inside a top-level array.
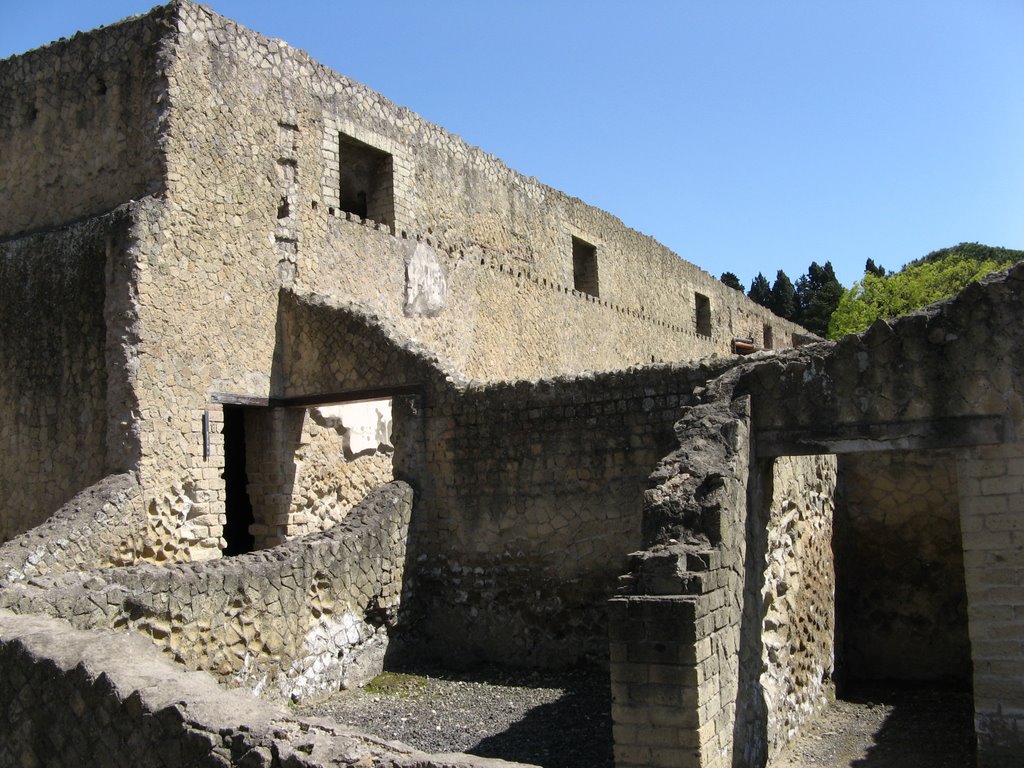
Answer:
[
  {"left": 0, "top": 9, "right": 169, "bottom": 238},
  {"left": 155, "top": 1, "right": 808, "bottom": 375}
]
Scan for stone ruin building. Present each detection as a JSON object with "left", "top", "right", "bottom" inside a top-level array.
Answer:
[{"left": 0, "top": 3, "right": 1021, "bottom": 767}]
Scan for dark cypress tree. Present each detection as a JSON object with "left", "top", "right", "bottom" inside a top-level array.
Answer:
[
  {"left": 795, "top": 261, "right": 843, "bottom": 336},
  {"left": 748, "top": 272, "right": 771, "bottom": 307},
  {"left": 865, "top": 258, "right": 886, "bottom": 278},
  {"left": 720, "top": 272, "right": 744, "bottom": 291},
  {"left": 769, "top": 270, "right": 796, "bottom": 319}
]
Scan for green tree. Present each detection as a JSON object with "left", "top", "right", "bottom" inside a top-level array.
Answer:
[
  {"left": 828, "top": 251, "right": 1009, "bottom": 339},
  {"left": 720, "top": 272, "right": 744, "bottom": 291},
  {"left": 865, "top": 258, "right": 886, "bottom": 278},
  {"left": 748, "top": 273, "right": 771, "bottom": 307}
]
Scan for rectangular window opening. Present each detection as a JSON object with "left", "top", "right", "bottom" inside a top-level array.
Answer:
[
  {"left": 763, "top": 323, "right": 774, "bottom": 350},
  {"left": 338, "top": 133, "right": 394, "bottom": 225},
  {"left": 695, "top": 292, "right": 712, "bottom": 336},
  {"left": 572, "top": 236, "right": 599, "bottom": 297}
]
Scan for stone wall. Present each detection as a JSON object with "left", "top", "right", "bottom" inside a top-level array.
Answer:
[
  {"left": 0, "top": 211, "right": 140, "bottom": 543},
  {"left": 409, "top": 362, "right": 737, "bottom": 668},
  {"left": 755, "top": 454, "right": 836, "bottom": 761},
  {"left": 0, "top": 8, "right": 168, "bottom": 237},
  {"left": 0, "top": 0, "right": 809, "bottom": 562},
  {"left": 0, "top": 610, "right": 533, "bottom": 768},
  {"left": 1, "top": 482, "right": 413, "bottom": 701},
  {"left": 607, "top": 369, "right": 839, "bottom": 768},
  {"left": 835, "top": 451, "right": 970, "bottom": 684}
]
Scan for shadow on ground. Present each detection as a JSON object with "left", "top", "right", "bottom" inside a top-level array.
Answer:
[
  {"left": 848, "top": 684, "right": 975, "bottom": 768},
  {"left": 467, "top": 677, "right": 612, "bottom": 768}
]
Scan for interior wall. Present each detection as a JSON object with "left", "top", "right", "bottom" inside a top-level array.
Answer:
[{"left": 834, "top": 450, "right": 971, "bottom": 685}]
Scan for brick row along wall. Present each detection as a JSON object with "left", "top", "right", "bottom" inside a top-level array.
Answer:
[
  {"left": 406, "top": 362, "right": 736, "bottom": 668},
  {"left": 0, "top": 482, "right": 413, "bottom": 702},
  {"left": 0, "top": 610, "right": 532, "bottom": 768},
  {"left": 0, "top": 211, "right": 140, "bottom": 544},
  {"left": 957, "top": 442, "right": 1024, "bottom": 768}
]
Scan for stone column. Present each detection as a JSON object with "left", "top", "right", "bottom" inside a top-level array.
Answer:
[{"left": 957, "top": 442, "right": 1024, "bottom": 767}]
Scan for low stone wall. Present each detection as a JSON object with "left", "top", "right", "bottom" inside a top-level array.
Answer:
[
  {"left": 1, "top": 482, "right": 413, "bottom": 701},
  {"left": 0, "top": 472, "right": 145, "bottom": 586},
  {"left": 0, "top": 610, "right": 533, "bottom": 768}
]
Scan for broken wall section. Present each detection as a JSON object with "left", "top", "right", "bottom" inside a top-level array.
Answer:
[
  {"left": 0, "top": 474, "right": 144, "bottom": 586},
  {"left": 609, "top": 387, "right": 838, "bottom": 768}
]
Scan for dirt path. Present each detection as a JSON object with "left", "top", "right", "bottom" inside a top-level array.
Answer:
[{"left": 770, "top": 685, "right": 976, "bottom": 768}]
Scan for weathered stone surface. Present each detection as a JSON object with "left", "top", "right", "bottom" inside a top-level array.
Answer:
[{"left": 0, "top": 610, "right": 536, "bottom": 768}]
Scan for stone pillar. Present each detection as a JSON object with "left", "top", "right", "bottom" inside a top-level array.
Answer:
[
  {"left": 608, "top": 595, "right": 705, "bottom": 768},
  {"left": 957, "top": 442, "right": 1024, "bottom": 767}
]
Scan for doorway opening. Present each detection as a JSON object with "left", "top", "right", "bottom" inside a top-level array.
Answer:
[{"left": 222, "top": 404, "right": 255, "bottom": 556}]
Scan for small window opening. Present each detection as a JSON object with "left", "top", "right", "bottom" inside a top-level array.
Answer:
[
  {"left": 222, "top": 405, "right": 255, "bottom": 556},
  {"left": 277, "top": 197, "right": 290, "bottom": 219},
  {"left": 339, "top": 133, "right": 394, "bottom": 224},
  {"left": 572, "top": 237, "right": 599, "bottom": 297},
  {"left": 695, "top": 292, "right": 712, "bottom": 336},
  {"left": 763, "top": 323, "right": 774, "bottom": 350}
]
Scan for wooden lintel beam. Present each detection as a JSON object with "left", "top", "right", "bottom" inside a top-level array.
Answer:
[
  {"left": 209, "top": 384, "right": 423, "bottom": 409},
  {"left": 756, "top": 415, "right": 1006, "bottom": 457}
]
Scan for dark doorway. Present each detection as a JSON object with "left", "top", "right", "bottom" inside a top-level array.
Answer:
[
  {"left": 222, "top": 404, "right": 255, "bottom": 556},
  {"left": 833, "top": 450, "right": 971, "bottom": 691}
]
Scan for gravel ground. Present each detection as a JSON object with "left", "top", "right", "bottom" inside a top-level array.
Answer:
[
  {"left": 770, "top": 684, "right": 976, "bottom": 768},
  {"left": 292, "top": 667, "right": 612, "bottom": 768},
  {"left": 296, "top": 672, "right": 973, "bottom": 768}
]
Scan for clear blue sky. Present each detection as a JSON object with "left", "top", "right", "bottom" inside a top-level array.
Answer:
[{"left": 2, "top": 1, "right": 1021, "bottom": 288}]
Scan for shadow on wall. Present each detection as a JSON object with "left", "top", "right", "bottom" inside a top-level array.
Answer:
[{"left": 731, "top": 458, "right": 774, "bottom": 768}]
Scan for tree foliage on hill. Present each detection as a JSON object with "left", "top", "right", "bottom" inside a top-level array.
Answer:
[{"left": 827, "top": 243, "right": 1022, "bottom": 339}]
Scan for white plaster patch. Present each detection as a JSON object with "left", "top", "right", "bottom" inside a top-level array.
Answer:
[
  {"left": 281, "top": 610, "right": 387, "bottom": 701},
  {"left": 404, "top": 241, "right": 447, "bottom": 317},
  {"left": 315, "top": 399, "right": 392, "bottom": 458}
]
